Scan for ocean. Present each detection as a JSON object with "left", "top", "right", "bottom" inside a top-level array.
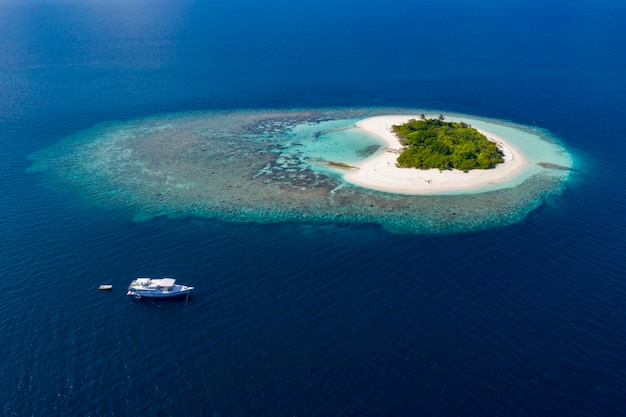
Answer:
[{"left": 1, "top": 0, "right": 625, "bottom": 416}]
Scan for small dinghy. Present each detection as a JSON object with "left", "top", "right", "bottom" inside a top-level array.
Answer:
[{"left": 98, "top": 284, "right": 113, "bottom": 290}]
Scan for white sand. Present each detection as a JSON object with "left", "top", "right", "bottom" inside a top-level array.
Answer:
[{"left": 343, "top": 115, "right": 529, "bottom": 195}]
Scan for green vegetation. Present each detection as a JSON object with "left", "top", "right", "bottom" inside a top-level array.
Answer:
[{"left": 392, "top": 116, "right": 504, "bottom": 172}]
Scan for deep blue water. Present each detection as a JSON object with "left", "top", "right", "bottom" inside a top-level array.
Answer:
[{"left": 2, "top": 0, "right": 626, "bottom": 415}]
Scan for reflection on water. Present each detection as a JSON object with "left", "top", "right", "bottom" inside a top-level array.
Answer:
[{"left": 27, "top": 108, "right": 573, "bottom": 234}]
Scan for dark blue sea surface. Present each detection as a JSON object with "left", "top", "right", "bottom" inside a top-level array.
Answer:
[{"left": 1, "top": 0, "right": 625, "bottom": 415}]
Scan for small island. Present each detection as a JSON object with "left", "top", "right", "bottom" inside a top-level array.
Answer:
[
  {"left": 28, "top": 109, "right": 573, "bottom": 231},
  {"left": 392, "top": 115, "right": 504, "bottom": 172},
  {"left": 343, "top": 115, "right": 529, "bottom": 195}
]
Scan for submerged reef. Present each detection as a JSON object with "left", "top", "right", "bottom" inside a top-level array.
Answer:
[{"left": 28, "top": 108, "right": 573, "bottom": 234}]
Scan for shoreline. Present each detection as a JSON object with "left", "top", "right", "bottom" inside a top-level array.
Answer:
[{"left": 343, "top": 115, "right": 529, "bottom": 195}]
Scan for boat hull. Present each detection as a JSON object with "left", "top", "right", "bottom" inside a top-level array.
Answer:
[{"left": 126, "top": 287, "right": 193, "bottom": 298}]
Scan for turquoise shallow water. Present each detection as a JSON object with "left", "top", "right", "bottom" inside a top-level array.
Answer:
[{"left": 286, "top": 118, "right": 382, "bottom": 165}]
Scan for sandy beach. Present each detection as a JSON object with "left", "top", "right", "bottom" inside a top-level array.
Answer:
[{"left": 343, "top": 115, "right": 529, "bottom": 194}]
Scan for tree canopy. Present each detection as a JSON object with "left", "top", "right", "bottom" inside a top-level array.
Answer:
[{"left": 391, "top": 118, "right": 504, "bottom": 172}]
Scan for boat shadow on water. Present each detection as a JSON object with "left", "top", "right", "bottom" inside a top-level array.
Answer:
[{"left": 128, "top": 292, "right": 193, "bottom": 301}]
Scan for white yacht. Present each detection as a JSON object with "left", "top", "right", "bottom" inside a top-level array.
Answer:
[{"left": 127, "top": 277, "right": 193, "bottom": 299}]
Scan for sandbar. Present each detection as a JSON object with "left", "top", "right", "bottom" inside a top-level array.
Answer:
[{"left": 343, "top": 115, "right": 529, "bottom": 195}]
